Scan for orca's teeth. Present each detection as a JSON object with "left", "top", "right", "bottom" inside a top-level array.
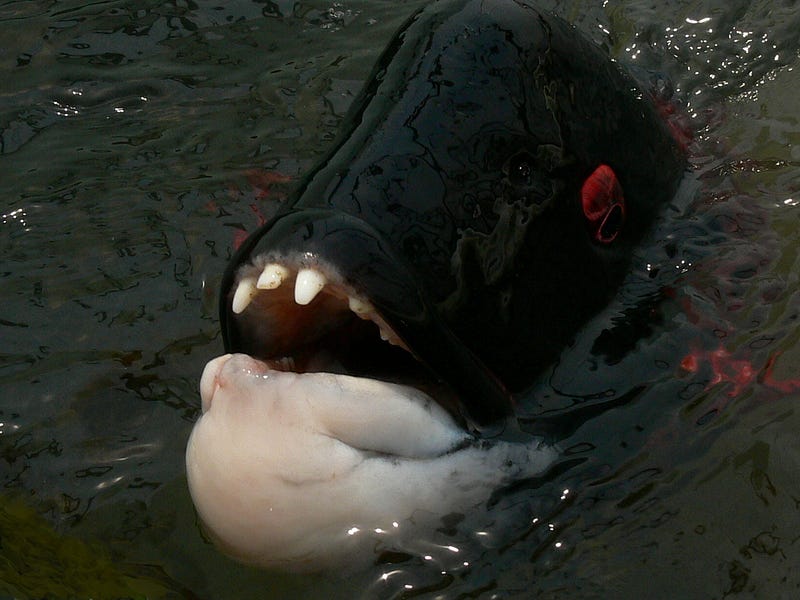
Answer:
[
  {"left": 232, "top": 277, "right": 257, "bottom": 314},
  {"left": 294, "top": 268, "right": 327, "bottom": 305},
  {"left": 378, "top": 325, "right": 404, "bottom": 347},
  {"left": 257, "top": 263, "right": 290, "bottom": 289},
  {"left": 347, "top": 296, "right": 374, "bottom": 319},
  {"left": 233, "top": 259, "right": 410, "bottom": 352}
]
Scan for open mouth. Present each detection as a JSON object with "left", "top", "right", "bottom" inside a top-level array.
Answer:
[{"left": 223, "top": 253, "right": 461, "bottom": 417}]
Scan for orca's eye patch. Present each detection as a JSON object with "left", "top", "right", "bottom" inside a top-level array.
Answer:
[{"left": 581, "top": 164, "right": 626, "bottom": 244}]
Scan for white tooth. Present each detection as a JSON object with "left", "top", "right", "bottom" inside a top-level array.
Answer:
[
  {"left": 257, "top": 263, "right": 290, "bottom": 289},
  {"left": 231, "top": 277, "right": 257, "bottom": 314},
  {"left": 294, "top": 268, "right": 326, "bottom": 305},
  {"left": 348, "top": 296, "right": 373, "bottom": 317},
  {"left": 378, "top": 326, "right": 403, "bottom": 348}
]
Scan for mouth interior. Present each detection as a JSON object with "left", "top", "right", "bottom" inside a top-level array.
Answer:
[{"left": 228, "top": 257, "right": 455, "bottom": 407}]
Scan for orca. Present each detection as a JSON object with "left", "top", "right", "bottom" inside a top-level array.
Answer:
[{"left": 186, "top": 0, "right": 686, "bottom": 571}]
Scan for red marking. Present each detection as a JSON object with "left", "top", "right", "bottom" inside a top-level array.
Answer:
[
  {"left": 232, "top": 203, "right": 271, "bottom": 251},
  {"left": 762, "top": 353, "right": 800, "bottom": 394},
  {"left": 225, "top": 170, "right": 292, "bottom": 250},
  {"left": 245, "top": 169, "right": 292, "bottom": 200},
  {"left": 680, "top": 345, "right": 800, "bottom": 401},
  {"left": 249, "top": 202, "right": 268, "bottom": 227},
  {"left": 653, "top": 96, "right": 694, "bottom": 152},
  {"left": 581, "top": 164, "right": 626, "bottom": 243},
  {"left": 233, "top": 228, "right": 249, "bottom": 251},
  {"left": 706, "top": 347, "right": 755, "bottom": 397},
  {"left": 680, "top": 353, "right": 699, "bottom": 373}
]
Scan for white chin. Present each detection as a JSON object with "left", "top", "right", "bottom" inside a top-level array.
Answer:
[{"left": 185, "top": 353, "right": 556, "bottom": 572}]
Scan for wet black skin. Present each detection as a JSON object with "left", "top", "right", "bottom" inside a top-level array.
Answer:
[{"left": 221, "top": 0, "right": 686, "bottom": 432}]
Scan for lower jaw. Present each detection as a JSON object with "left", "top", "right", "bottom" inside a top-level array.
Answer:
[{"left": 186, "top": 369, "right": 558, "bottom": 574}]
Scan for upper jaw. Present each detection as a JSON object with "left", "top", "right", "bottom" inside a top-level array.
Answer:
[
  {"left": 228, "top": 254, "right": 407, "bottom": 357},
  {"left": 219, "top": 210, "right": 513, "bottom": 432}
]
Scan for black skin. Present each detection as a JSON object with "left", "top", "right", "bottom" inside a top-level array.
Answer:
[{"left": 221, "top": 0, "right": 686, "bottom": 433}]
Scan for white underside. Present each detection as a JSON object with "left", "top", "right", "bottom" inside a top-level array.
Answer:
[{"left": 185, "top": 354, "right": 556, "bottom": 572}]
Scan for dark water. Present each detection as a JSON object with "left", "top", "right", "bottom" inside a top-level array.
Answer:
[{"left": 1, "top": 0, "right": 799, "bottom": 598}]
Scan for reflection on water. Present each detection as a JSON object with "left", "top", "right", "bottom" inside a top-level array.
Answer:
[{"left": 1, "top": 0, "right": 799, "bottom": 598}]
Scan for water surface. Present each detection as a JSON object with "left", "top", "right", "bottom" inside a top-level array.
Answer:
[{"left": 1, "top": 0, "right": 799, "bottom": 598}]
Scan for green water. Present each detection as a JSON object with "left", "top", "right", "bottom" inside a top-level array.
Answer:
[{"left": 1, "top": 1, "right": 799, "bottom": 598}]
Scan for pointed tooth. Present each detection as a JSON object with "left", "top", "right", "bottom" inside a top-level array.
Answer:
[
  {"left": 378, "top": 325, "right": 403, "bottom": 348},
  {"left": 257, "top": 263, "right": 290, "bottom": 289},
  {"left": 294, "top": 268, "right": 327, "bottom": 305},
  {"left": 231, "top": 277, "right": 257, "bottom": 314},
  {"left": 348, "top": 296, "right": 373, "bottom": 317}
]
